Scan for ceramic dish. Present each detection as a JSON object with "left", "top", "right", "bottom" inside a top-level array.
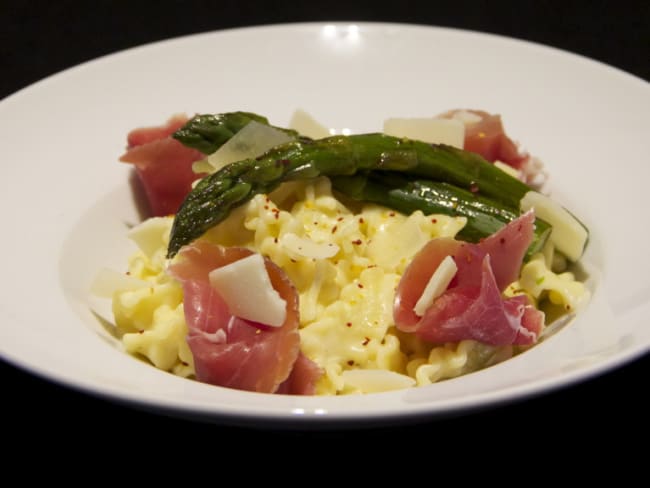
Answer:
[{"left": 1, "top": 22, "right": 648, "bottom": 425}]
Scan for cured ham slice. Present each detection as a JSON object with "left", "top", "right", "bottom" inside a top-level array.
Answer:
[
  {"left": 394, "top": 211, "right": 544, "bottom": 345},
  {"left": 439, "top": 109, "right": 528, "bottom": 169},
  {"left": 168, "top": 240, "right": 321, "bottom": 394},
  {"left": 120, "top": 115, "right": 204, "bottom": 217},
  {"left": 276, "top": 353, "right": 323, "bottom": 395},
  {"left": 126, "top": 114, "right": 188, "bottom": 147}
]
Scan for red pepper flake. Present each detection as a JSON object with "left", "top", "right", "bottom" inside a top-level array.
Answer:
[
  {"left": 358, "top": 217, "right": 365, "bottom": 224},
  {"left": 346, "top": 322, "right": 352, "bottom": 327},
  {"left": 469, "top": 182, "right": 479, "bottom": 193},
  {"left": 347, "top": 360, "right": 354, "bottom": 366},
  {"left": 125, "top": 271, "right": 131, "bottom": 275},
  {"left": 352, "top": 239, "right": 362, "bottom": 245},
  {"left": 362, "top": 337, "right": 370, "bottom": 346},
  {"left": 389, "top": 212, "right": 395, "bottom": 217},
  {"left": 367, "top": 264, "right": 377, "bottom": 268},
  {"left": 313, "top": 221, "right": 318, "bottom": 226},
  {"left": 337, "top": 216, "right": 344, "bottom": 222},
  {"left": 138, "top": 330, "right": 144, "bottom": 334},
  {"left": 500, "top": 237, "right": 506, "bottom": 244},
  {"left": 264, "top": 205, "right": 269, "bottom": 210},
  {"left": 181, "top": 361, "right": 189, "bottom": 366},
  {"left": 290, "top": 258, "right": 297, "bottom": 263},
  {"left": 331, "top": 225, "right": 338, "bottom": 233},
  {"left": 431, "top": 218, "right": 437, "bottom": 224},
  {"left": 357, "top": 283, "right": 364, "bottom": 289},
  {"left": 274, "top": 237, "right": 278, "bottom": 244}
]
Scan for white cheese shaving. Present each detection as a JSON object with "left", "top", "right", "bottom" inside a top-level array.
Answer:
[
  {"left": 383, "top": 117, "right": 465, "bottom": 148},
  {"left": 205, "top": 120, "right": 294, "bottom": 172},
  {"left": 280, "top": 232, "right": 339, "bottom": 260},
  {"left": 413, "top": 255, "right": 458, "bottom": 316},
  {"left": 127, "top": 217, "right": 170, "bottom": 259},
  {"left": 367, "top": 217, "right": 429, "bottom": 271},
  {"left": 288, "top": 109, "right": 331, "bottom": 139},
  {"left": 520, "top": 191, "right": 588, "bottom": 261},
  {"left": 494, "top": 160, "right": 521, "bottom": 179},
  {"left": 208, "top": 254, "right": 286, "bottom": 327},
  {"left": 90, "top": 268, "right": 150, "bottom": 298}
]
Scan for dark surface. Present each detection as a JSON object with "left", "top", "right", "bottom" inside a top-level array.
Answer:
[{"left": 1, "top": 0, "right": 648, "bottom": 452}]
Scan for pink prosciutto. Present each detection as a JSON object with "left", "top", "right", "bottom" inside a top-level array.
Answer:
[
  {"left": 120, "top": 115, "right": 204, "bottom": 217},
  {"left": 168, "top": 240, "right": 321, "bottom": 394},
  {"left": 394, "top": 211, "right": 544, "bottom": 345},
  {"left": 439, "top": 109, "right": 528, "bottom": 169}
]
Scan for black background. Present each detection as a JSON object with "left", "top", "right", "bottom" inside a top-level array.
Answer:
[{"left": 1, "top": 0, "right": 648, "bottom": 458}]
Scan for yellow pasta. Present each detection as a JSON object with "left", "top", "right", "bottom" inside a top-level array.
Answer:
[{"left": 107, "top": 177, "right": 589, "bottom": 394}]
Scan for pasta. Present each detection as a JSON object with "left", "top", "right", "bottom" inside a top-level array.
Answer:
[
  {"left": 108, "top": 177, "right": 589, "bottom": 395},
  {"left": 99, "top": 110, "right": 592, "bottom": 395}
]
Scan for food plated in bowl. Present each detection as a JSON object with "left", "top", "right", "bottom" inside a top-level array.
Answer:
[
  {"left": 93, "top": 109, "right": 591, "bottom": 396},
  {"left": 0, "top": 22, "right": 647, "bottom": 424}
]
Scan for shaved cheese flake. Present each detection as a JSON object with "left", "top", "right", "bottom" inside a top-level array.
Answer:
[
  {"left": 342, "top": 369, "right": 416, "bottom": 393},
  {"left": 206, "top": 120, "right": 294, "bottom": 172},
  {"left": 367, "top": 217, "right": 429, "bottom": 271},
  {"left": 413, "top": 255, "right": 458, "bottom": 316},
  {"left": 208, "top": 254, "right": 286, "bottom": 327},
  {"left": 192, "top": 159, "right": 215, "bottom": 175},
  {"left": 280, "top": 232, "right": 339, "bottom": 259},
  {"left": 520, "top": 191, "right": 588, "bottom": 261},
  {"left": 127, "top": 217, "right": 171, "bottom": 258},
  {"left": 90, "top": 268, "right": 150, "bottom": 297},
  {"left": 383, "top": 117, "right": 465, "bottom": 148},
  {"left": 494, "top": 160, "right": 521, "bottom": 179},
  {"left": 289, "top": 109, "right": 331, "bottom": 139}
]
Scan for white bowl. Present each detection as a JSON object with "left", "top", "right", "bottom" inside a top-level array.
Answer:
[{"left": 1, "top": 22, "right": 648, "bottom": 425}]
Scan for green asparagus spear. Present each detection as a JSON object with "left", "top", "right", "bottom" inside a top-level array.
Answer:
[
  {"left": 167, "top": 133, "right": 534, "bottom": 257},
  {"left": 172, "top": 112, "right": 304, "bottom": 154},
  {"left": 331, "top": 172, "right": 551, "bottom": 257}
]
